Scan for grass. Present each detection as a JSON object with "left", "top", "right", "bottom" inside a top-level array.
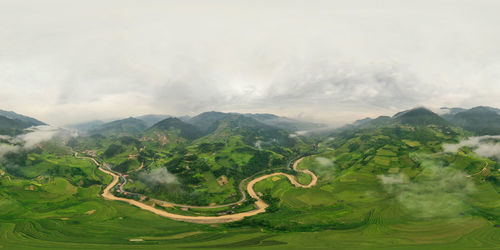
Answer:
[
  {"left": 1, "top": 124, "right": 500, "bottom": 249},
  {"left": 1, "top": 165, "right": 500, "bottom": 249},
  {"left": 295, "top": 172, "right": 312, "bottom": 185}
]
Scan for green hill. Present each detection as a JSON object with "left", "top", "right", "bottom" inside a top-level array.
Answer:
[
  {"left": 187, "top": 111, "right": 229, "bottom": 134},
  {"left": 65, "top": 120, "right": 104, "bottom": 132},
  {"left": 2, "top": 108, "right": 500, "bottom": 249},
  {"left": 190, "top": 112, "right": 296, "bottom": 147},
  {"left": 0, "top": 110, "right": 45, "bottom": 126},
  {"left": 344, "top": 108, "right": 449, "bottom": 132},
  {"left": 88, "top": 117, "right": 148, "bottom": 136},
  {"left": 0, "top": 110, "right": 46, "bottom": 135},
  {"left": 135, "top": 114, "right": 171, "bottom": 127},
  {"left": 0, "top": 115, "right": 27, "bottom": 135},
  {"left": 394, "top": 107, "right": 450, "bottom": 126},
  {"left": 148, "top": 117, "right": 202, "bottom": 140},
  {"left": 447, "top": 106, "right": 500, "bottom": 135}
]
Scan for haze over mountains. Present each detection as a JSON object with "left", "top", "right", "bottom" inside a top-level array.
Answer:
[
  {"left": 0, "top": 110, "right": 45, "bottom": 136},
  {"left": 63, "top": 111, "right": 326, "bottom": 137},
  {"left": 2, "top": 1, "right": 500, "bottom": 248},
  {"left": 2, "top": 104, "right": 500, "bottom": 248},
  {"left": 4, "top": 105, "right": 500, "bottom": 139}
]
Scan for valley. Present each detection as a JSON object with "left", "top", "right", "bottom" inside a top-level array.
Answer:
[
  {"left": 78, "top": 152, "right": 317, "bottom": 223},
  {"left": 3, "top": 1, "right": 500, "bottom": 248},
  {"left": 0, "top": 108, "right": 499, "bottom": 249}
]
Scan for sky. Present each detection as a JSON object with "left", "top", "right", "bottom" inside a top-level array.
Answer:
[{"left": 1, "top": 0, "right": 500, "bottom": 126}]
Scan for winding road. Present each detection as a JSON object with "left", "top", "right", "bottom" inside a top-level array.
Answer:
[{"left": 76, "top": 153, "right": 318, "bottom": 224}]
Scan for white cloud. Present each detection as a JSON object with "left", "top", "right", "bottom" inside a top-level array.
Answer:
[
  {"left": 0, "top": 126, "right": 70, "bottom": 157},
  {"left": 316, "top": 157, "right": 333, "bottom": 167},
  {"left": 140, "top": 168, "right": 178, "bottom": 186},
  {"left": 443, "top": 135, "right": 500, "bottom": 160},
  {"left": 1, "top": 0, "right": 500, "bottom": 125}
]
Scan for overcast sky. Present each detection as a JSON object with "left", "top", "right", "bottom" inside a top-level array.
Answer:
[{"left": 1, "top": 0, "right": 499, "bottom": 126}]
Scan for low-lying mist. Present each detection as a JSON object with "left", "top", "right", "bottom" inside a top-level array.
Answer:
[
  {"left": 139, "top": 167, "right": 179, "bottom": 186},
  {"left": 0, "top": 126, "right": 75, "bottom": 176},
  {"left": 0, "top": 125, "right": 72, "bottom": 158},
  {"left": 443, "top": 135, "right": 500, "bottom": 160},
  {"left": 378, "top": 155, "right": 475, "bottom": 218},
  {"left": 308, "top": 156, "right": 336, "bottom": 180}
]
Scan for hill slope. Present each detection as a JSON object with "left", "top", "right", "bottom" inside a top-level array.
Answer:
[
  {"left": 88, "top": 117, "right": 148, "bottom": 136},
  {"left": 394, "top": 107, "right": 450, "bottom": 126},
  {"left": 136, "top": 114, "right": 171, "bottom": 127},
  {"left": 189, "top": 112, "right": 296, "bottom": 147},
  {"left": 0, "top": 110, "right": 45, "bottom": 126},
  {"left": 447, "top": 106, "right": 500, "bottom": 135},
  {"left": 0, "top": 110, "right": 46, "bottom": 135},
  {"left": 148, "top": 117, "right": 203, "bottom": 140},
  {"left": 65, "top": 120, "right": 104, "bottom": 132}
]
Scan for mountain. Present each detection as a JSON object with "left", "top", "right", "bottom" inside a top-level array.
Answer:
[
  {"left": 87, "top": 117, "right": 148, "bottom": 136},
  {"left": 394, "top": 107, "right": 450, "bottom": 127},
  {"left": 148, "top": 117, "right": 202, "bottom": 140},
  {"left": 439, "top": 107, "right": 466, "bottom": 120},
  {"left": 0, "top": 110, "right": 46, "bottom": 135},
  {"left": 65, "top": 120, "right": 104, "bottom": 132},
  {"left": 343, "top": 108, "right": 448, "bottom": 132},
  {"left": 187, "top": 111, "right": 230, "bottom": 133},
  {"left": 188, "top": 111, "right": 323, "bottom": 133},
  {"left": 478, "top": 106, "right": 500, "bottom": 114},
  {"left": 0, "top": 110, "right": 45, "bottom": 127},
  {"left": 135, "top": 114, "right": 171, "bottom": 127},
  {"left": 0, "top": 116, "right": 28, "bottom": 135},
  {"left": 3, "top": 106, "right": 500, "bottom": 249},
  {"left": 446, "top": 106, "right": 500, "bottom": 135},
  {"left": 356, "top": 116, "right": 393, "bottom": 129},
  {"left": 352, "top": 117, "right": 373, "bottom": 126},
  {"left": 189, "top": 112, "right": 295, "bottom": 147},
  {"left": 243, "top": 113, "right": 324, "bottom": 131},
  {"left": 176, "top": 115, "right": 191, "bottom": 122}
]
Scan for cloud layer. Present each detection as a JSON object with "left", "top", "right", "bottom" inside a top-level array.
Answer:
[
  {"left": 378, "top": 156, "right": 475, "bottom": 218},
  {"left": 443, "top": 135, "right": 500, "bottom": 160},
  {"left": 1, "top": 0, "right": 500, "bottom": 125},
  {"left": 139, "top": 167, "right": 178, "bottom": 186},
  {"left": 0, "top": 125, "right": 70, "bottom": 157}
]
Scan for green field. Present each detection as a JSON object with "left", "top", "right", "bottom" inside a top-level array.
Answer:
[{"left": 1, "top": 111, "right": 500, "bottom": 249}]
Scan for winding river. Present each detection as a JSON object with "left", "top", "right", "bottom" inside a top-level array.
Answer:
[{"left": 76, "top": 153, "right": 317, "bottom": 224}]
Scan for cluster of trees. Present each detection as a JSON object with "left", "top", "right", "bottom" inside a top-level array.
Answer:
[
  {"left": 103, "top": 144, "right": 125, "bottom": 158},
  {"left": 165, "top": 154, "right": 210, "bottom": 185},
  {"left": 113, "top": 159, "right": 136, "bottom": 172},
  {"left": 118, "top": 136, "right": 141, "bottom": 148},
  {"left": 242, "top": 151, "right": 272, "bottom": 176}
]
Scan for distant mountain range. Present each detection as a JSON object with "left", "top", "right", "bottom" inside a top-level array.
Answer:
[
  {"left": 147, "top": 117, "right": 202, "bottom": 140},
  {"left": 86, "top": 117, "right": 148, "bottom": 137},
  {"left": 344, "top": 107, "right": 448, "bottom": 131},
  {"left": 0, "top": 110, "right": 45, "bottom": 135},
  {"left": 394, "top": 107, "right": 450, "bottom": 127},
  {"left": 67, "top": 112, "right": 325, "bottom": 137},
  {"left": 347, "top": 106, "right": 500, "bottom": 136},
  {"left": 443, "top": 106, "right": 500, "bottom": 135},
  {"left": 5, "top": 106, "right": 500, "bottom": 137},
  {"left": 135, "top": 114, "right": 172, "bottom": 127},
  {"left": 187, "top": 112, "right": 296, "bottom": 146}
]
